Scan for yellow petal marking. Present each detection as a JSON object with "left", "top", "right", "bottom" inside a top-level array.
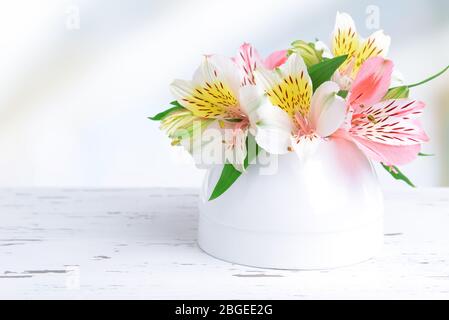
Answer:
[
  {"left": 352, "top": 37, "right": 386, "bottom": 77},
  {"left": 333, "top": 28, "right": 387, "bottom": 77},
  {"left": 332, "top": 26, "right": 359, "bottom": 73},
  {"left": 180, "top": 81, "right": 238, "bottom": 119},
  {"left": 265, "top": 72, "right": 312, "bottom": 118}
]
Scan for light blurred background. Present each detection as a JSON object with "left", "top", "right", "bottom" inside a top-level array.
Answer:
[{"left": 0, "top": 0, "right": 448, "bottom": 189}]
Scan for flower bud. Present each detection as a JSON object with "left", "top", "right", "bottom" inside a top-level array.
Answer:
[
  {"left": 383, "top": 86, "right": 410, "bottom": 100},
  {"left": 289, "top": 40, "right": 323, "bottom": 67}
]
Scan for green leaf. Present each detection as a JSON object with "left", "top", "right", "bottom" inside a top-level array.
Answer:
[
  {"left": 382, "top": 164, "right": 415, "bottom": 188},
  {"left": 383, "top": 86, "right": 410, "bottom": 100},
  {"left": 148, "top": 101, "right": 184, "bottom": 121},
  {"left": 418, "top": 152, "right": 435, "bottom": 157},
  {"left": 244, "top": 135, "right": 259, "bottom": 168},
  {"left": 169, "top": 100, "right": 183, "bottom": 107},
  {"left": 209, "top": 136, "right": 259, "bottom": 201},
  {"left": 338, "top": 90, "right": 348, "bottom": 99},
  {"left": 308, "top": 55, "right": 348, "bottom": 91},
  {"left": 208, "top": 164, "right": 242, "bottom": 201}
]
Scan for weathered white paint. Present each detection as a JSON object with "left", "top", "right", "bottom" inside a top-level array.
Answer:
[{"left": 0, "top": 188, "right": 448, "bottom": 299}]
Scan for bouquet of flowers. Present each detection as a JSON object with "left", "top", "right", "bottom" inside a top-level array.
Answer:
[{"left": 150, "top": 12, "right": 448, "bottom": 201}]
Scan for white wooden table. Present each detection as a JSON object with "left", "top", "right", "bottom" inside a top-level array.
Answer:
[{"left": 0, "top": 188, "right": 448, "bottom": 299}]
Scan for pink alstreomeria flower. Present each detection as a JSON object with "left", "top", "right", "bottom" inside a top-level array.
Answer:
[
  {"left": 337, "top": 57, "right": 429, "bottom": 166},
  {"left": 234, "top": 43, "right": 288, "bottom": 86}
]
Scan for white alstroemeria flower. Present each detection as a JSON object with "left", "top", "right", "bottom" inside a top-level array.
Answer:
[
  {"left": 170, "top": 55, "right": 261, "bottom": 171},
  {"left": 331, "top": 11, "right": 391, "bottom": 89},
  {"left": 254, "top": 53, "right": 346, "bottom": 160}
]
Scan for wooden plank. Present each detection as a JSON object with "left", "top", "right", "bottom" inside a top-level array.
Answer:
[{"left": 0, "top": 188, "right": 448, "bottom": 299}]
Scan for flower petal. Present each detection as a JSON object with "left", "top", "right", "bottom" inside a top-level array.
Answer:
[
  {"left": 255, "top": 102, "right": 293, "bottom": 154},
  {"left": 315, "top": 40, "right": 333, "bottom": 59},
  {"left": 223, "top": 128, "right": 248, "bottom": 172},
  {"left": 351, "top": 137, "right": 421, "bottom": 166},
  {"left": 171, "top": 55, "right": 241, "bottom": 119},
  {"left": 255, "top": 53, "right": 312, "bottom": 118},
  {"left": 284, "top": 52, "right": 309, "bottom": 79},
  {"left": 291, "top": 134, "right": 321, "bottom": 162},
  {"left": 235, "top": 43, "right": 263, "bottom": 86},
  {"left": 263, "top": 50, "right": 288, "bottom": 70},
  {"left": 332, "top": 12, "right": 359, "bottom": 72},
  {"left": 362, "top": 99, "right": 426, "bottom": 120},
  {"left": 331, "top": 71, "right": 353, "bottom": 91},
  {"left": 349, "top": 57, "right": 393, "bottom": 107},
  {"left": 170, "top": 79, "right": 196, "bottom": 103},
  {"left": 309, "top": 81, "right": 347, "bottom": 137},
  {"left": 350, "top": 115, "right": 429, "bottom": 146},
  {"left": 194, "top": 55, "right": 241, "bottom": 93},
  {"left": 353, "top": 30, "right": 391, "bottom": 76},
  {"left": 238, "top": 84, "right": 262, "bottom": 125}
]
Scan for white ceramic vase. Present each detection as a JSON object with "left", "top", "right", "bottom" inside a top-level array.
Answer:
[{"left": 198, "top": 138, "right": 384, "bottom": 270}]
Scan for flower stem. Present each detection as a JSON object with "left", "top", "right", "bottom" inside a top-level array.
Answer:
[{"left": 407, "top": 65, "right": 449, "bottom": 88}]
